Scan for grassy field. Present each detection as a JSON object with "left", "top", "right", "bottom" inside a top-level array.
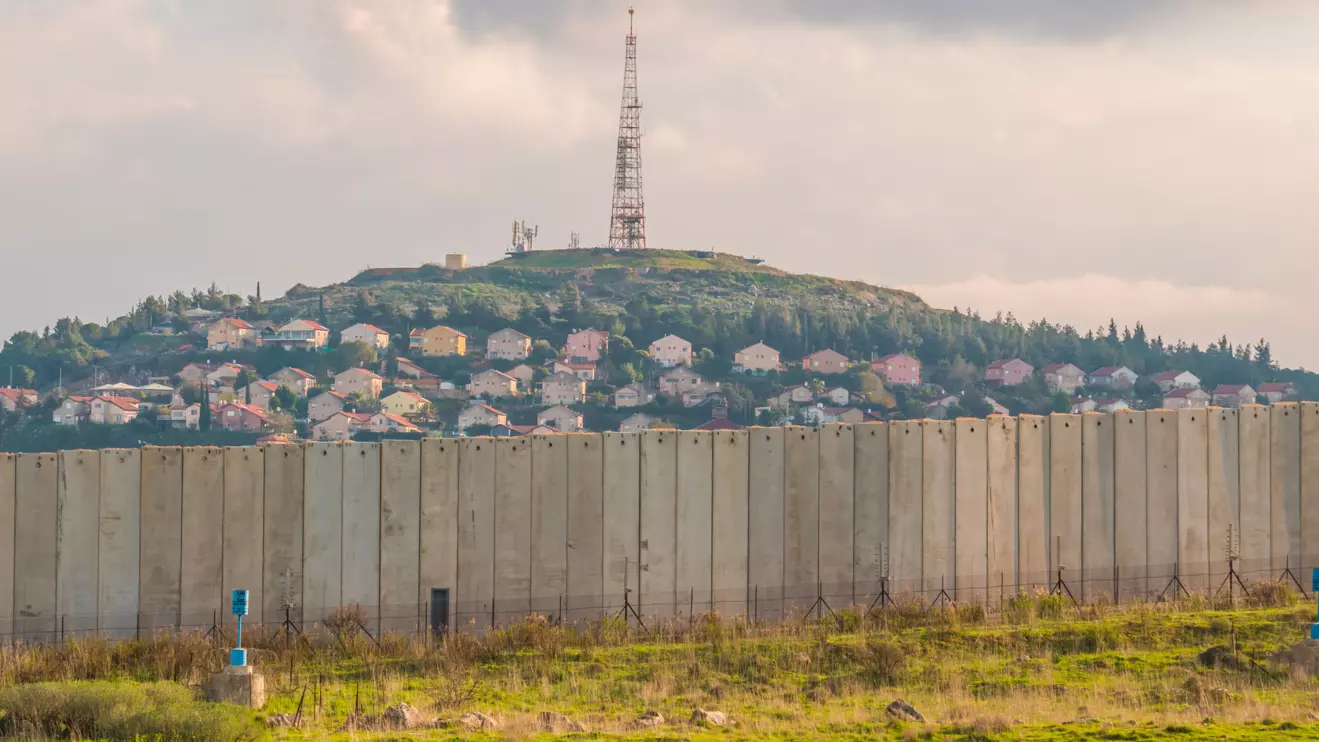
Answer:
[{"left": 1, "top": 591, "right": 1317, "bottom": 740}]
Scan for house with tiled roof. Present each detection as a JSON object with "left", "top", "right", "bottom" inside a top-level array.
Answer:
[
  {"left": 333, "top": 367, "right": 384, "bottom": 398},
  {"left": 540, "top": 372, "right": 586, "bottom": 406},
  {"left": 457, "top": 403, "right": 507, "bottom": 432},
  {"left": 468, "top": 369, "right": 518, "bottom": 398},
  {"left": 565, "top": 328, "right": 609, "bottom": 363},
  {"left": 658, "top": 366, "right": 703, "bottom": 397},
  {"left": 410, "top": 325, "right": 467, "bottom": 357},
  {"left": 0, "top": 388, "right": 38, "bottom": 413},
  {"left": 486, "top": 328, "right": 532, "bottom": 361},
  {"left": 1151, "top": 370, "right": 1200, "bottom": 392},
  {"left": 802, "top": 349, "right": 849, "bottom": 375},
  {"left": 246, "top": 380, "right": 280, "bottom": 410},
  {"left": 341, "top": 323, "right": 391, "bottom": 349},
  {"left": 312, "top": 411, "right": 372, "bottom": 441},
  {"left": 1258, "top": 382, "right": 1297, "bottom": 404},
  {"left": 985, "top": 359, "right": 1034, "bottom": 387},
  {"left": 366, "top": 412, "right": 422, "bottom": 435},
  {"left": 619, "top": 412, "right": 655, "bottom": 432},
  {"left": 1041, "top": 363, "right": 1085, "bottom": 394},
  {"left": 538, "top": 405, "right": 584, "bottom": 432},
  {"left": 381, "top": 390, "right": 429, "bottom": 417},
  {"left": 1089, "top": 366, "right": 1138, "bottom": 390},
  {"left": 648, "top": 335, "right": 693, "bottom": 368},
  {"left": 271, "top": 367, "right": 317, "bottom": 397},
  {"left": 552, "top": 359, "right": 597, "bottom": 382},
  {"left": 267, "top": 319, "right": 330, "bottom": 350},
  {"left": 872, "top": 353, "right": 920, "bottom": 386},
  {"left": 1162, "top": 387, "right": 1210, "bottom": 409},
  {"left": 52, "top": 396, "right": 93, "bottom": 426},
  {"left": 216, "top": 402, "right": 269, "bottom": 432},
  {"left": 614, "top": 383, "right": 654, "bottom": 408},
  {"left": 308, "top": 391, "right": 347, "bottom": 422},
  {"left": 734, "top": 342, "right": 781, "bottom": 374},
  {"left": 89, "top": 395, "right": 140, "bottom": 424},
  {"left": 207, "top": 317, "right": 255, "bottom": 351},
  {"left": 1212, "top": 384, "right": 1256, "bottom": 408}
]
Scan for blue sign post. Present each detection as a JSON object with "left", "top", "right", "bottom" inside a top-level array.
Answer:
[
  {"left": 231, "top": 589, "right": 249, "bottom": 667},
  {"left": 1311, "top": 569, "right": 1318, "bottom": 641}
]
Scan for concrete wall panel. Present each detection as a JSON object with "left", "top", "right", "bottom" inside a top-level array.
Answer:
[
  {"left": 1017, "top": 416, "right": 1049, "bottom": 589},
  {"left": 456, "top": 438, "right": 494, "bottom": 628},
  {"left": 380, "top": 441, "right": 421, "bottom": 631},
  {"left": 1049, "top": 415, "right": 1082, "bottom": 584},
  {"left": 262, "top": 444, "right": 304, "bottom": 625},
  {"left": 302, "top": 442, "right": 343, "bottom": 628},
  {"left": 566, "top": 434, "right": 603, "bottom": 621},
  {"left": 1146, "top": 412, "right": 1178, "bottom": 589},
  {"left": 1270, "top": 403, "right": 1301, "bottom": 573},
  {"left": 818, "top": 424, "right": 855, "bottom": 607},
  {"left": 852, "top": 423, "right": 888, "bottom": 604},
  {"left": 1237, "top": 406, "right": 1271, "bottom": 579},
  {"left": 639, "top": 430, "right": 677, "bottom": 621},
  {"left": 922, "top": 421, "right": 955, "bottom": 595},
  {"left": 889, "top": 421, "right": 923, "bottom": 595},
  {"left": 180, "top": 448, "right": 223, "bottom": 631},
  {"left": 1301, "top": 402, "right": 1319, "bottom": 575},
  {"left": 747, "top": 427, "right": 785, "bottom": 620},
  {"left": 531, "top": 435, "right": 569, "bottom": 617},
  {"left": 954, "top": 419, "right": 987, "bottom": 602},
  {"left": 340, "top": 442, "right": 380, "bottom": 630},
  {"left": 14, "top": 453, "right": 57, "bottom": 639},
  {"left": 0, "top": 455, "right": 13, "bottom": 636},
  {"left": 601, "top": 433, "right": 637, "bottom": 617},
  {"left": 222, "top": 447, "right": 264, "bottom": 629},
  {"left": 783, "top": 426, "right": 820, "bottom": 615},
  {"left": 57, "top": 450, "right": 100, "bottom": 633},
  {"left": 711, "top": 430, "right": 749, "bottom": 615},
  {"left": 1208, "top": 409, "right": 1240, "bottom": 588},
  {"left": 494, "top": 437, "right": 532, "bottom": 621},
  {"left": 1081, "top": 414, "right": 1115, "bottom": 600},
  {"left": 676, "top": 431, "right": 713, "bottom": 616},
  {"left": 1113, "top": 410, "right": 1147, "bottom": 598},
  {"left": 419, "top": 439, "right": 458, "bottom": 630},
  {"left": 1176, "top": 409, "right": 1210, "bottom": 592},
  {"left": 986, "top": 417, "right": 1017, "bottom": 594},
  {"left": 139, "top": 447, "right": 182, "bottom": 631}
]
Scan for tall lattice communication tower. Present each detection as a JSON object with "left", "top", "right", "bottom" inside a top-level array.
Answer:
[{"left": 608, "top": 7, "right": 646, "bottom": 250}]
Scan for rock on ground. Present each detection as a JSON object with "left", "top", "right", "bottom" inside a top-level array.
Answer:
[
  {"left": 631, "top": 710, "right": 665, "bottom": 729},
  {"left": 538, "top": 711, "right": 588, "bottom": 733},
  {"left": 265, "top": 713, "right": 302, "bottom": 728},
  {"left": 886, "top": 699, "right": 926, "bottom": 723},
  {"left": 459, "top": 711, "right": 501, "bottom": 731},
  {"left": 691, "top": 709, "right": 728, "bottom": 726},
  {"left": 384, "top": 702, "right": 428, "bottom": 729}
]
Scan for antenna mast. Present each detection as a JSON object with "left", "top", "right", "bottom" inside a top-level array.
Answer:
[{"left": 607, "top": 7, "right": 647, "bottom": 250}]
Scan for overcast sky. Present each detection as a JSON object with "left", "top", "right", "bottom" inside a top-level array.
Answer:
[{"left": 3, "top": 1, "right": 1318, "bottom": 367}]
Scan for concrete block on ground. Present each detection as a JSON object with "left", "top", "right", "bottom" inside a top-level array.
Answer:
[
  {"left": 0, "top": 455, "right": 14, "bottom": 637},
  {"left": 1146, "top": 411, "right": 1179, "bottom": 591},
  {"left": 747, "top": 427, "right": 785, "bottom": 621},
  {"left": 711, "top": 430, "right": 749, "bottom": 616},
  {"left": 341, "top": 442, "right": 380, "bottom": 632},
  {"left": 180, "top": 448, "right": 223, "bottom": 633},
  {"left": 302, "top": 442, "right": 343, "bottom": 629},
  {"left": 494, "top": 437, "right": 533, "bottom": 622},
  {"left": 1113, "top": 410, "right": 1148, "bottom": 598},
  {"left": 565, "top": 434, "right": 603, "bottom": 622},
  {"left": 818, "top": 424, "right": 855, "bottom": 608},
  {"left": 1017, "top": 416, "right": 1049, "bottom": 590},
  {"left": 1049, "top": 415, "right": 1082, "bottom": 585},
  {"left": 205, "top": 666, "right": 266, "bottom": 709},
  {"left": 1176, "top": 409, "right": 1210, "bottom": 592},
  {"left": 14, "top": 454, "right": 57, "bottom": 641},
  {"left": 262, "top": 444, "right": 304, "bottom": 627},
  {"left": 601, "top": 433, "right": 638, "bottom": 618},
  {"left": 57, "top": 450, "right": 100, "bottom": 634},
  {"left": 99, "top": 450, "right": 141, "bottom": 637},
  {"left": 1270, "top": 403, "right": 1302, "bottom": 574},
  {"left": 456, "top": 438, "right": 494, "bottom": 630},
  {"left": 986, "top": 416, "right": 1017, "bottom": 595},
  {"left": 954, "top": 418, "right": 987, "bottom": 603},
  {"left": 380, "top": 441, "right": 422, "bottom": 632},
  {"left": 1237, "top": 406, "right": 1272, "bottom": 580},
  {"left": 1208, "top": 409, "right": 1240, "bottom": 589},
  {"left": 419, "top": 439, "right": 459, "bottom": 633},
  {"left": 783, "top": 426, "right": 820, "bottom": 616},
  {"left": 531, "top": 434, "right": 569, "bottom": 618},
  {"left": 140, "top": 447, "right": 183, "bottom": 632},
  {"left": 223, "top": 447, "right": 265, "bottom": 629},
  {"left": 676, "top": 431, "right": 713, "bottom": 617},
  {"left": 922, "top": 421, "right": 955, "bottom": 596},
  {"left": 852, "top": 423, "right": 888, "bottom": 606},
  {"left": 1081, "top": 413, "right": 1115, "bottom": 601},
  {"left": 888, "top": 421, "right": 923, "bottom": 597},
  {"left": 639, "top": 430, "right": 677, "bottom": 622}
]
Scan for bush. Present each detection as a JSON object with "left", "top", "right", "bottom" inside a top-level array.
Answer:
[{"left": 0, "top": 681, "right": 260, "bottom": 741}]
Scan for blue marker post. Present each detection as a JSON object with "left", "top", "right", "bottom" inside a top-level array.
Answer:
[
  {"left": 1311, "top": 569, "right": 1318, "bottom": 641},
  {"left": 231, "top": 589, "right": 249, "bottom": 667}
]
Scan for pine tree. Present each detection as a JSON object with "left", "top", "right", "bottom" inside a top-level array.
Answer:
[{"left": 199, "top": 385, "right": 211, "bottom": 432}]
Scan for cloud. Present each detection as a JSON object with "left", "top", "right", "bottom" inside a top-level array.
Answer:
[{"left": 902, "top": 274, "right": 1313, "bottom": 367}]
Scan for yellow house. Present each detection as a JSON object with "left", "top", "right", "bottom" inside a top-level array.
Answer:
[
  {"left": 206, "top": 317, "right": 255, "bottom": 351},
  {"left": 381, "top": 390, "right": 429, "bottom": 417},
  {"left": 409, "top": 325, "right": 467, "bottom": 357}
]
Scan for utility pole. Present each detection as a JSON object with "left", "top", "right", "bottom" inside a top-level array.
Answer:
[{"left": 607, "top": 7, "right": 647, "bottom": 250}]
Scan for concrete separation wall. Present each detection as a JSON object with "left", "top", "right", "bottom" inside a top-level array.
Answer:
[
  {"left": 888, "top": 421, "right": 922, "bottom": 595},
  {"left": 922, "top": 421, "right": 954, "bottom": 594},
  {"left": 1302, "top": 403, "right": 1319, "bottom": 575},
  {"left": 783, "top": 426, "right": 820, "bottom": 615},
  {"left": 986, "top": 417, "right": 1017, "bottom": 593},
  {"left": 1238, "top": 407, "right": 1271, "bottom": 577},
  {"left": 0, "top": 455, "right": 14, "bottom": 637},
  {"left": 711, "top": 430, "right": 749, "bottom": 614},
  {"left": 565, "top": 434, "right": 602, "bottom": 621},
  {"left": 1049, "top": 415, "right": 1082, "bottom": 582},
  {"left": 1176, "top": 409, "right": 1209, "bottom": 592},
  {"left": 1081, "top": 413, "right": 1114, "bottom": 600},
  {"left": 748, "top": 427, "right": 785, "bottom": 620},
  {"left": 1146, "top": 412, "right": 1178, "bottom": 590},
  {"left": 639, "top": 430, "right": 677, "bottom": 620},
  {"left": 818, "top": 424, "right": 854, "bottom": 607},
  {"left": 419, "top": 439, "right": 458, "bottom": 630},
  {"left": 223, "top": 447, "right": 264, "bottom": 629},
  {"left": 1113, "top": 410, "right": 1147, "bottom": 597},
  {"left": 456, "top": 438, "right": 493, "bottom": 628},
  {"left": 262, "top": 444, "right": 304, "bottom": 625},
  {"left": 852, "top": 423, "right": 888, "bottom": 604},
  {"left": 100, "top": 450, "right": 141, "bottom": 637},
  {"left": 1017, "top": 416, "right": 1049, "bottom": 589},
  {"left": 15, "top": 454, "right": 57, "bottom": 639},
  {"left": 601, "top": 432, "right": 637, "bottom": 617},
  {"left": 380, "top": 441, "right": 421, "bottom": 631},
  {"left": 139, "top": 447, "right": 182, "bottom": 631},
  {"left": 303, "top": 442, "right": 343, "bottom": 628},
  {"left": 180, "top": 448, "right": 222, "bottom": 632},
  {"left": 493, "top": 438, "right": 532, "bottom": 620},
  {"left": 954, "top": 418, "right": 987, "bottom": 602},
  {"left": 1208, "top": 410, "right": 1239, "bottom": 588},
  {"left": 531, "top": 435, "right": 569, "bottom": 618},
  {"left": 57, "top": 450, "right": 100, "bottom": 633},
  {"left": 675, "top": 431, "right": 713, "bottom": 616},
  {"left": 1270, "top": 404, "right": 1301, "bottom": 573}
]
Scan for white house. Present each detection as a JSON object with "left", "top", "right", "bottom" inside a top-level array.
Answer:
[
  {"left": 341, "top": 323, "right": 390, "bottom": 349},
  {"left": 647, "top": 335, "right": 693, "bottom": 368},
  {"left": 1152, "top": 370, "right": 1200, "bottom": 392},
  {"left": 1089, "top": 366, "right": 1138, "bottom": 390}
]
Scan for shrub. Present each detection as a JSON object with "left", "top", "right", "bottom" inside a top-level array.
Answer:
[{"left": 0, "top": 681, "right": 257, "bottom": 741}]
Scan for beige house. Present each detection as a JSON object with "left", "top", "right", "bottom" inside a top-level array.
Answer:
[
  {"left": 366, "top": 412, "right": 421, "bottom": 435},
  {"left": 538, "top": 405, "right": 584, "bottom": 433},
  {"left": 1162, "top": 388, "right": 1211, "bottom": 409},
  {"left": 333, "top": 367, "right": 384, "bottom": 398},
  {"left": 409, "top": 325, "right": 467, "bottom": 357},
  {"left": 458, "top": 403, "right": 507, "bottom": 432},
  {"left": 216, "top": 403, "right": 269, "bottom": 432},
  {"left": 682, "top": 383, "right": 723, "bottom": 408},
  {"left": 270, "top": 367, "right": 317, "bottom": 397},
  {"left": 381, "top": 390, "right": 429, "bottom": 417},
  {"left": 509, "top": 364, "right": 536, "bottom": 386},
  {"left": 312, "top": 411, "right": 371, "bottom": 441},
  {"left": 468, "top": 369, "right": 518, "bottom": 398},
  {"left": 269, "top": 319, "right": 330, "bottom": 350},
  {"left": 168, "top": 403, "right": 204, "bottom": 430},
  {"left": 734, "top": 342, "right": 781, "bottom": 374},
  {"left": 1212, "top": 384, "right": 1256, "bottom": 408},
  {"left": 614, "top": 383, "right": 654, "bottom": 408},
  {"left": 1042, "top": 364, "right": 1087, "bottom": 394},
  {"left": 486, "top": 328, "right": 532, "bottom": 361},
  {"left": 52, "top": 396, "right": 93, "bottom": 426},
  {"left": 396, "top": 358, "right": 437, "bottom": 380},
  {"left": 246, "top": 381, "right": 279, "bottom": 410},
  {"left": 658, "top": 367, "right": 704, "bottom": 397},
  {"left": 552, "top": 360, "right": 597, "bottom": 381},
  {"left": 772, "top": 385, "right": 815, "bottom": 408},
  {"left": 341, "top": 323, "right": 391, "bottom": 350},
  {"left": 177, "top": 363, "right": 213, "bottom": 385},
  {"left": 648, "top": 335, "right": 692, "bottom": 368},
  {"left": 206, "top": 363, "right": 250, "bottom": 389},
  {"left": 802, "top": 349, "right": 849, "bottom": 375},
  {"left": 619, "top": 412, "right": 654, "bottom": 432},
  {"left": 308, "top": 391, "right": 348, "bottom": 421},
  {"left": 207, "top": 317, "right": 255, "bottom": 351},
  {"left": 540, "top": 371, "right": 586, "bottom": 405}
]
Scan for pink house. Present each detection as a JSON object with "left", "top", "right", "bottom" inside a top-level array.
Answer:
[
  {"left": 871, "top": 354, "right": 921, "bottom": 386},
  {"left": 565, "top": 328, "right": 610, "bottom": 363},
  {"left": 985, "top": 359, "right": 1034, "bottom": 387},
  {"left": 801, "top": 349, "right": 849, "bottom": 375}
]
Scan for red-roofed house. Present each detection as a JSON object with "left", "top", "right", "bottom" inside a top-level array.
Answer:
[
  {"left": 207, "top": 317, "right": 255, "bottom": 351},
  {"left": 468, "top": 369, "right": 518, "bottom": 398},
  {"left": 985, "top": 359, "right": 1034, "bottom": 387},
  {"left": 1089, "top": 366, "right": 1138, "bottom": 390},
  {"left": 552, "top": 360, "right": 597, "bottom": 381},
  {"left": 1257, "top": 382, "right": 1297, "bottom": 404},
  {"left": 486, "top": 328, "right": 532, "bottom": 361},
  {"left": 341, "top": 323, "right": 391, "bottom": 349},
  {"left": 89, "top": 395, "right": 140, "bottom": 424},
  {"left": 333, "top": 367, "right": 384, "bottom": 398},
  {"left": 1212, "top": 384, "right": 1256, "bottom": 408},
  {"left": 458, "top": 403, "right": 507, "bottom": 432},
  {"left": 1041, "top": 363, "right": 1086, "bottom": 394},
  {"left": 538, "top": 405, "right": 584, "bottom": 432},
  {"left": 53, "top": 396, "right": 93, "bottom": 426},
  {"left": 312, "top": 411, "right": 372, "bottom": 441},
  {"left": 872, "top": 353, "right": 920, "bottom": 386},
  {"left": 246, "top": 380, "right": 280, "bottom": 410},
  {"left": 271, "top": 367, "right": 317, "bottom": 397},
  {"left": 802, "top": 349, "right": 849, "bottom": 375},
  {"left": 217, "top": 403, "right": 269, "bottom": 432},
  {"left": 268, "top": 319, "right": 330, "bottom": 350},
  {"left": 565, "top": 328, "right": 609, "bottom": 363},
  {"left": 308, "top": 391, "right": 347, "bottom": 421},
  {"left": 1162, "top": 387, "right": 1210, "bottom": 409},
  {"left": 0, "top": 388, "right": 38, "bottom": 413},
  {"left": 366, "top": 412, "right": 422, "bottom": 435},
  {"left": 1151, "top": 370, "right": 1200, "bottom": 392}
]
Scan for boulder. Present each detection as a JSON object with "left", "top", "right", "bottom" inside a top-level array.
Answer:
[
  {"left": 265, "top": 713, "right": 302, "bottom": 728},
  {"left": 384, "top": 703, "right": 427, "bottom": 729},
  {"left": 631, "top": 710, "right": 665, "bottom": 729},
  {"left": 459, "top": 712, "right": 501, "bottom": 731},
  {"left": 539, "top": 711, "right": 588, "bottom": 733},
  {"left": 885, "top": 699, "right": 926, "bottom": 723},
  {"left": 690, "top": 709, "right": 728, "bottom": 727}
]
